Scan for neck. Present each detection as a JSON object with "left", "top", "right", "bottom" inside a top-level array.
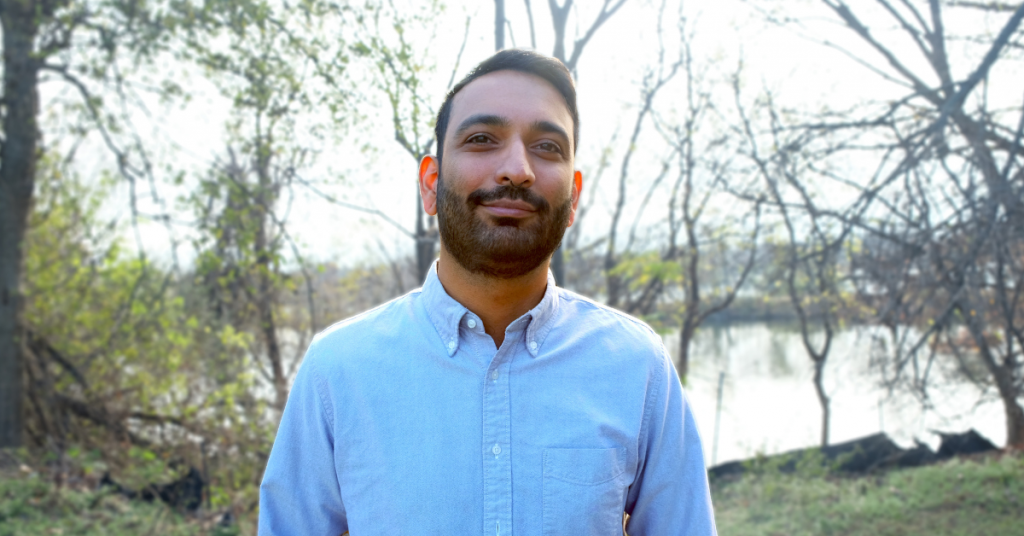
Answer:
[{"left": 435, "top": 248, "right": 550, "bottom": 347}]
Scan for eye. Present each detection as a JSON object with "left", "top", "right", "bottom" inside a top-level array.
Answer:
[
  {"left": 536, "top": 141, "right": 563, "bottom": 154},
  {"left": 467, "top": 134, "right": 492, "bottom": 144}
]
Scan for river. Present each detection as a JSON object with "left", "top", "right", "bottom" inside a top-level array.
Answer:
[{"left": 666, "top": 323, "right": 1007, "bottom": 466}]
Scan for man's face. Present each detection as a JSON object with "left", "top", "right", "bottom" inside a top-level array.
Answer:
[{"left": 420, "top": 70, "right": 581, "bottom": 279}]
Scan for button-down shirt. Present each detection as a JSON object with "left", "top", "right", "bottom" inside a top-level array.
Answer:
[{"left": 259, "top": 264, "right": 716, "bottom": 535}]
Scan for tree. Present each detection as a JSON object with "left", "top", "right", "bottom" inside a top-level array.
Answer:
[
  {"left": 1, "top": 0, "right": 171, "bottom": 447},
  {"left": 174, "top": 0, "right": 372, "bottom": 410},
  {"left": 764, "top": 0, "right": 1024, "bottom": 446},
  {"left": 0, "top": 0, "right": 50, "bottom": 448},
  {"left": 8, "top": 0, "right": 378, "bottom": 503},
  {"left": 660, "top": 24, "right": 762, "bottom": 384},
  {"left": 572, "top": 4, "right": 763, "bottom": 383},
  {"left": 601, "top": 50, "right": 682, "bottom": 311},
  {"left": 731, "top": 75, "right": 851, "bottom": 447},
  {"left": 822, "top": 0, "right": 1024, "bottom": 447},
  {"left": 348, "top": 1, "right": 463, "bottom": 285}
]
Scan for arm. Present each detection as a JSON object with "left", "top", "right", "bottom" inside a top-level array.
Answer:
[
  {"left": 259, "top": 347, "right": 348, "bottom": 535},
  {"left": 624, "top": 348, "right": 717, "bottom": 535}
]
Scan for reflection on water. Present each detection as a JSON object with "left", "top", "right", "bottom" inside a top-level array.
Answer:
[{"left": 664, "top": 323, "right": 1006, "bottom": 466}]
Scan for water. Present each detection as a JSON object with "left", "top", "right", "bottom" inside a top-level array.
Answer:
[{"left": 666, "top": 323, "right": 1007, "bottom": 466}]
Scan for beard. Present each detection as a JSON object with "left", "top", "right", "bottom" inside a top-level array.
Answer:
[{"left": 436, "top": 173, "right": 572, "bottom": 279}]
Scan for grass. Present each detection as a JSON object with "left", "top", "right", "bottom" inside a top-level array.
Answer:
[
  {"left": 0, "top": 464, "right": 248, "bottom": 536},
  {"left": 3, "top": 451, "right": 1021, "bottom": 535},
  {"left": 711, "top": 451, "right": 1024, "bottom": 536}
]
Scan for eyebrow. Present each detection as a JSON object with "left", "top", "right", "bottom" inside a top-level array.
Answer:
[
  {"left": 531, "top": 120, "right": 570, "bottom": 147},
  {"left": 453, "top": 114, "right": 510, "bottom": 139}
]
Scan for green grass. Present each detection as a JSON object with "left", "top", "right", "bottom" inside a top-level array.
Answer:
[
  {"left": 712, "top": 452, "right": 1024, "bottom": 536},
  {"left": 0, "top": 468, "right": 246, "bottom": 536},
  {"left": 4, "top": 452, "right": 1022, "bottom": 535}
]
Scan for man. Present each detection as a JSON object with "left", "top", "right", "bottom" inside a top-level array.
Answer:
[{"left": 259, "top": 49, "right": 716, "bottom": 535}]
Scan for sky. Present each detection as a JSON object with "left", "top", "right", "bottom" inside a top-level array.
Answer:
[{"left": 48, "top": 0, "right": 1019, "bottom": 270}]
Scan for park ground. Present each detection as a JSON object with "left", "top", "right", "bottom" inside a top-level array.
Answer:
[{"left": 1, "top": 450, "right": 1021, "bottom": 535}]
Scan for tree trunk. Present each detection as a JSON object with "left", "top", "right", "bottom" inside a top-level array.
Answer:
[
  {"left": 256, "top": 257, "right": 286, "bottom": 410},
  {"left": 551, "top": 243, "right": 565, "bottom": 286},
  {"left": 677, "top": 315, "right": 697, "bottom": 383},
  {"left": 0, "top": 0, "right": 43, "bottom": 448},
  {"left": 548, "top": 0, "right": 569, "bottom": 64},
  {"left": 415, "top": 199, "right": 435, "bottom": 284},
  {"left": 255, "top": 146, "right": 287, "bottom": 411},
  {"left": 961, "top": 300, "right": 1024, "bottom": 447},
  {"left": 1003, "top": 396, "right": 1024, "bottom": 448},
  {"left": 547, "top": 0, "right": 570, "bottom": 286},
  {"left": 813, "top": 358, "right": 830, "bottom": 447},
  {"left": 494, "top": 0, "right": 505, "bottom": 51},
  {"left": 604, "top": 261, "right": 621, "bottom": 309}
]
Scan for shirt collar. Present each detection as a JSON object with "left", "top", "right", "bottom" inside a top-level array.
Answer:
[{"left": 421, "top": 261, "right": 559, "bottom": 358}]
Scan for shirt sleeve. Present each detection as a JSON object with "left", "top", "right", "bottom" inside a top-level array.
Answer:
[
  {"left": 624, "top": 346, "right": 717, "bottom": 536},
  {"left": 259, "top": 346, "right": 348, "bottom": 535}
]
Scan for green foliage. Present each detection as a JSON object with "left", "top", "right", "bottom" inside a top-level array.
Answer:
[
  {"left": 714, "top": 454, "right": 1024, "bottom": 536},
  {"left": 612, "top": 251, "right": 683, "bottom": 291},
  {"left": 0, "top": 466, "right": 249, "bottom": 536},
  {"left": 22, "top": 155, "right": 275, "bottom": 510},
  {"left": 25, "top": 157, "right": 196, "bottom": 431}
]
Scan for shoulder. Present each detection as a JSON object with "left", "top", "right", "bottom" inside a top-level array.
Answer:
[
  {"left": 303, "top": 288, "right": 424, "bottom": 367},
  {"left": 553, "top": 288, "right": 669, "bottom": 364}
]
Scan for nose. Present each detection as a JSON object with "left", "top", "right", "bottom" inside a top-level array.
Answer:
[{"left": 495, "top": 138, "right": 535, "bottom": 188}]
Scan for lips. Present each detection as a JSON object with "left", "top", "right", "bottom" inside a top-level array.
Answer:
[
  {"left": 479, "top": 199, "right": 537, "bottom": 217},
  {"left": 466, "top": 184, "right": 549, "bottom": 219}
]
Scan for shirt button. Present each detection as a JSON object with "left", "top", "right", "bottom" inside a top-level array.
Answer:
[
  {"left": 492, "top": 444, "right": 501, "bottom": 455},
  {"left": 467, "top": 318, "right": 477, "bottom": 329},
  {"left": 490, "top": 370, "right": 499, "bottom": 381},
  {"left": 447, "top": 340, "right": 455, "bottom": 351},
  {"left": 529, "top": 341, "right": 538, "bottom": 351}
]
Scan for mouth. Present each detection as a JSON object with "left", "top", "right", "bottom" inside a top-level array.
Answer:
[{"left": 478, "top": 199, "right": 538, "bottom": 218}]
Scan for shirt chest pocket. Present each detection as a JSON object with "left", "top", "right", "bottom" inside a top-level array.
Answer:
[{"left": 542, "top": 447, "right": 629, "bottom": 536}]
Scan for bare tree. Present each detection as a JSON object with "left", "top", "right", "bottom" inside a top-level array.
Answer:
[
  {"left": 822, "top": 0, "right": 1024, "bottom": 447},
  {"left": 602, "top": 60, "right": 681, "bottom": 310},
  {"left": 755, "top": 0, "right": 1024, "bottom": 446},
  {"left": 585, "top": 7, "right": 763, "bottom": 385},
  {"left": 734, "top": 82, "right": 849, "bottom": 446},
  {"left": 660, "top": 24, "right": 762, "bottom": 383}
]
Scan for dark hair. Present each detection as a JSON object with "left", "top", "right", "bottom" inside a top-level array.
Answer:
[{"left": 433, "top": 49, "right": 579, "bottom": 167}]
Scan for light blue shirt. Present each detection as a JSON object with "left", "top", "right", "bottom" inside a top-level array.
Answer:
[{"left": 259, "top": 264, "right": 716, "bottom": 535}]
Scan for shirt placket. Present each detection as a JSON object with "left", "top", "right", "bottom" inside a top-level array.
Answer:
[{"left": 482, "top": 333, "right": 516, "bottom": 536}]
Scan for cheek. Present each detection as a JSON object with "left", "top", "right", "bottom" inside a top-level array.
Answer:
[
  {"left": 543, "top": 171, "right": 576, "bottom": 203},
  {"left": 444, "top": 157, "right": 492, "bottom": 190}
]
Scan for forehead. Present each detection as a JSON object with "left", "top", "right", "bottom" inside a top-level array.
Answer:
[{"left": 448, "top": 70, "right": 573, "bottom": 142}]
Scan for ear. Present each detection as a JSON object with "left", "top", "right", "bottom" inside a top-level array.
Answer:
[
  {"left": 419, "top": 155, "right": 440, "bottom": 216},
  {"left": 567, "top": 170, "right": 583, "bottom": 227}
]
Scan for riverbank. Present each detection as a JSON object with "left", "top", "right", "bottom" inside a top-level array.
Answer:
[{"left": 711, "top": 450, "right": 1023, "bottom": 535}]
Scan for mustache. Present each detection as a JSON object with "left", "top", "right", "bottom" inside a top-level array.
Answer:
[{"left": 466, "top": 184, "right": 550, "bottom": 212}]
